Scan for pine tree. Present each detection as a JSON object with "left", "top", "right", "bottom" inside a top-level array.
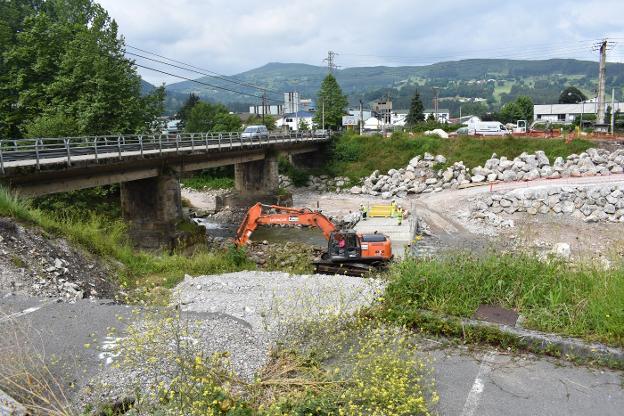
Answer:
[
  {"left": 406, "top": 90, "right": 425, "bottom": 125},
  {"left": 313, "top": 74, "right": 348, "bottom": 129},
  {"left": 178, "top": 93, "right": 200, "bottom": 121}
]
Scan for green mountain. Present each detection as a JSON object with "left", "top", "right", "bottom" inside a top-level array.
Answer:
[{"left": 161, "top": 59, "right": 624, "bottom": 116}]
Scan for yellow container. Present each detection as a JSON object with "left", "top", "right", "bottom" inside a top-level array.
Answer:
[{"left": 368, "top": 204, "right": 394, "bottom": 218}]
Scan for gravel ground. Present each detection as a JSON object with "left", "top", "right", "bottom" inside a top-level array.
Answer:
[
  {"left": 174, "top": 271, "right": 385, "bottom": 334},
  {"left": 81, "top": 271, "right": 384, "bottom": 409}
]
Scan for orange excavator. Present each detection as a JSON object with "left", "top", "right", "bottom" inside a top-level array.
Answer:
[{"left": 235, "top": 203, "right": 393, "bottom": 276}]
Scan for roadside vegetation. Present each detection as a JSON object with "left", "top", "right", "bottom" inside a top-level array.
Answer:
[
  {"left": 380, "top": 253, "right": 624, "bottom": 348},
  {"left": 181, "top": 166, "right": 236, "bottom": 191},
  {"left": 0, "top": 187, "right": 253, "bottom": 298},
  {"left": 328, "top": 132, "right": 593, "bottom": 180},
  {"left": 181, "top": 174, "right": 235, "bottom": 191},
  {"left": 90, "top": 308, "right": 437, "bottom": 415}
]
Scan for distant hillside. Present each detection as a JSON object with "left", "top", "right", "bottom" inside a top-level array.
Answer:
[{"left": 162, "top": 59, "right": 624, "bottom": 116}]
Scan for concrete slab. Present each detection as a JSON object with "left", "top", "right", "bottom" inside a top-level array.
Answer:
[
  {"left": 432, "top": 349, "right": 624, "bottom": 416},
  {"left": 355, "top": 217, "right": 412, "bottom": 258}
]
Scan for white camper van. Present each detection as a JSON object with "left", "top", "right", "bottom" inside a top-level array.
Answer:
[{"left": 474, "top": 121, "right": 510, "bottom": 136}]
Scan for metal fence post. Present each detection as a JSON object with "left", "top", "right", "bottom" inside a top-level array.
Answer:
[
  {"left": 0, "top": 143, "right": 4, "bottom": 174},
  {"left": 204, "top": 133, "right": 209, "bottom": 151},
  {"left": 218, "top": 133, "right": 222, "bottom": 151},
  {"left": 139, "top": 135, "right": 144, "bottom": 158},
  {"left": 229, "top": 133, "right": 232, "bottom": 149},
  {"left": 94, "top": 137, "right": 99, "bottom": 162},
  {"left": 117, "top": 136, "right": 122, "bottom": 159},
  {"left": 159, "top": 135, "right": 163, "bottom": 155},
  {"left": 35, "top": 139, "right": 40, "bottom": 170},
  {"left": 191, "top": 133, "right": 195, "bottom": 151},
  {"left": 64, "top": 138, "right": 72, "bottom": 166},
  {"left": 176, "top": 134, "right": 180, "bottom": 154}
]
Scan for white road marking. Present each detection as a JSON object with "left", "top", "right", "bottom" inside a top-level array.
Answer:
[
  {"left": 98, "top": 336, "right": 122, "bottom": 366},
  {"left": 0, "top": 305, "right": 44, "bottom": 323},
  {"left": 460, "top": 351, "right": 496, "bottom": 416}
]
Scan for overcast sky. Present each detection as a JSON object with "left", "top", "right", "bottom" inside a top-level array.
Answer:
[{"left": 98, "top": 0, "right": 624, "bottom": 85}]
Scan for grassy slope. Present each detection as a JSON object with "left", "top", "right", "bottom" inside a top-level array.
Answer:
[
  {"left": 330, "top": 132, "right": 593, "bottom": 180},
  {"left": 382, "top": 254, "right": 624, "bottom": 348},
  {"left": 0, "top": 188, "right": 253, "bottom": 294}
]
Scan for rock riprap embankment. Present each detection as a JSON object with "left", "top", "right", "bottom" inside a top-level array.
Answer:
[
  {"left": 350, "top": 148, "right": 624, "bottom": 199},
  {"left": 471, "top": 184, "right": 624, "bottom": 225},
  {"left": 280, "top": 148, "right": 624, "bottom": 199}
]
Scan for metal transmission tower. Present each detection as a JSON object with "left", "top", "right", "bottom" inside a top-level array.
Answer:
[{"left": 323, "top": 51, "right": 339, "bottom": 73}]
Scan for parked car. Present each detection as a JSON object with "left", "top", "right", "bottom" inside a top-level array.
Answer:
[
  {"left": 241, "top": 125, "right": 269, "bottom": 140},
  {"left": 449, "top": 126, "right": 476, "bottom": 137}
]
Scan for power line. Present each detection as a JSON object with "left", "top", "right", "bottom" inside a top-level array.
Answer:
[
  {"left": 126, "top": 51, "right": 282, "bottom": 100},
  {"left": 133, "top": 63, "right": 283, "bottom": 103},
  {"left": 126, "top": 44, "right": 282, "bottom": 96}
]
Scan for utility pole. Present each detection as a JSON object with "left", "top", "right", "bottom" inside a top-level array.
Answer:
[
  {"left": 323, "top": 51, "right": 338, "bottom": 73},
  {"left": 295, "top": 90, "right": 299, "bottom": 134},
  {"left": 359, "top": 99, "right": 364, "bottom": 136},
  {"left": 261, "top": 90, "right": 267, "bottom": 125},
  {"left": 433, "top": 87, "right": 439, "bottom": 122},
  {"left": 611, "top": 88, "right": 615, "bottom": 134},
  {"left": 594, "top": 40, "right": 608, "bottom": 126}
]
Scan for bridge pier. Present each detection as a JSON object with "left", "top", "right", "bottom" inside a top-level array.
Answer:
[
  {"left": 289, "top": 151, "right": 325, "bottom": 169},
  {"left": 120, "top": 173, "right": 182, "bottom": 249},
  {"left": 234, "top": 154, "right": 279, "bottom": 195}
]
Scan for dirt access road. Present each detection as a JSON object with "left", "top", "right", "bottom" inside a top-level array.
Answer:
[{"left": 294, "top": 175, "right": 624, "bottom": 260}]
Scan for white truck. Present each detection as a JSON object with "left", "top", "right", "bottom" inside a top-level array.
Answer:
[{"left": 473, "top": 121, "right": 510, "bottom": 136}]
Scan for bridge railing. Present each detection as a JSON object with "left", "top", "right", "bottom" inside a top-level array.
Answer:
[{"left": 0, "top": 130, "right": 328, "bottom": 173}]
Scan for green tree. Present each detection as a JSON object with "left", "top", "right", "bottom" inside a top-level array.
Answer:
[
  {"left": 298, "top": 118, "right": 309, "bottom": 131},
  {"left": 499, "top": 102, "right": 524, "bottom": 123},
  {"left": 559, "top": 86, "right": 587, "bottom": 104},
  {"left": 185, "top": 102, "right": 241, "bottom": 132},
  {"left": 313, "top": 74, "right": 348, "bottom": 129},
  {"left": 178, "top": 93, "right": 200, "bottom": 122},
  {"left": 0, "top": 0, "right": 164, "bottom": 138},
  {"left": 406, "top": 90, "right": 425, "bottom": 125},
  {"left": 245, "top": 114, "right": 276, "bottom": 130},
  {"left": 515, "top": 96, "right": 534, "bottom": 120}
]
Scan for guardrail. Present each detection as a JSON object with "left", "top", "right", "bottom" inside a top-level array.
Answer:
[{"left": 0, "top": 131, "right": 329, "bottom": 174}]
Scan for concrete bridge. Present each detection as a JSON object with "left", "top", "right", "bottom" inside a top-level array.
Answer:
[{"left": 0, "top": 131, "right": 328, "bottom": 247}]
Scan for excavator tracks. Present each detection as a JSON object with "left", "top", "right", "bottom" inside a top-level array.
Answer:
[{"left": 313, "top": 261, "right": 384, "bottom": 277}]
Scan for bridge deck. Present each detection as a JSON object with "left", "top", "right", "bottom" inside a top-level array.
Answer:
[{"left": 0, "top": 132, "right": 328, "bottom": 173}]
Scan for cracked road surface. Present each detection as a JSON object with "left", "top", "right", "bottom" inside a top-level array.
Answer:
[
  {"left": 433, "top": 348, "right": 623, "bottom": 416},
  {"left": 2, "top": 292, "right": 623, "bottom": 414}
]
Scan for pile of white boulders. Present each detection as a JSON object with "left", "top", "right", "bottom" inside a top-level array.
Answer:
[
  {"left": 279, "top": 174, "right": 353, "bottom": 193},
  {"left": 472, "top": 184, "right": 624, "bottom": 223},
  {"left": 348, "top": 148, "right": 624, "bottom": 199}
]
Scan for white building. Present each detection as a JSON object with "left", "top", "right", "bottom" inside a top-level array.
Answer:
[
  {"left": 423, "top": 109, "right": 451, "bottom": 123},
  {"left": 276, "top": 111, "right": 314, "bottom": 131},
  {"left": 534, "top": 102, "right": 624, "bottom": 124},
  {"left": 249, "top": 104, "right": 283, "bottom": 116},
  {"left": 363, "top": 117, "right": 381, "bottom": 131},
  {"left": 390, "top": 111, "right": 408, "bottom": 127}
]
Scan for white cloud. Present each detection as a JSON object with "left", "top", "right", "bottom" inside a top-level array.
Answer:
[{"left": 97, "top": 0, "right": 624, "bottom": 84}]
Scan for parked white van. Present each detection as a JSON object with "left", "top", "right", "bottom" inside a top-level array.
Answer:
[{"left": 474, "top": 121, "right": 510, "bottom": 136}]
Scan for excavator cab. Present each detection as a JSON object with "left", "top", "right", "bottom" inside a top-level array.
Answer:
[{"left": 328, "top": 231, "right": 361, "bottom": 261}]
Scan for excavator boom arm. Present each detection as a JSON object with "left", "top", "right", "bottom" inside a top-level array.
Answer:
[{"left": 235, "top": 203, "right": 336, "bottom": 246}]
